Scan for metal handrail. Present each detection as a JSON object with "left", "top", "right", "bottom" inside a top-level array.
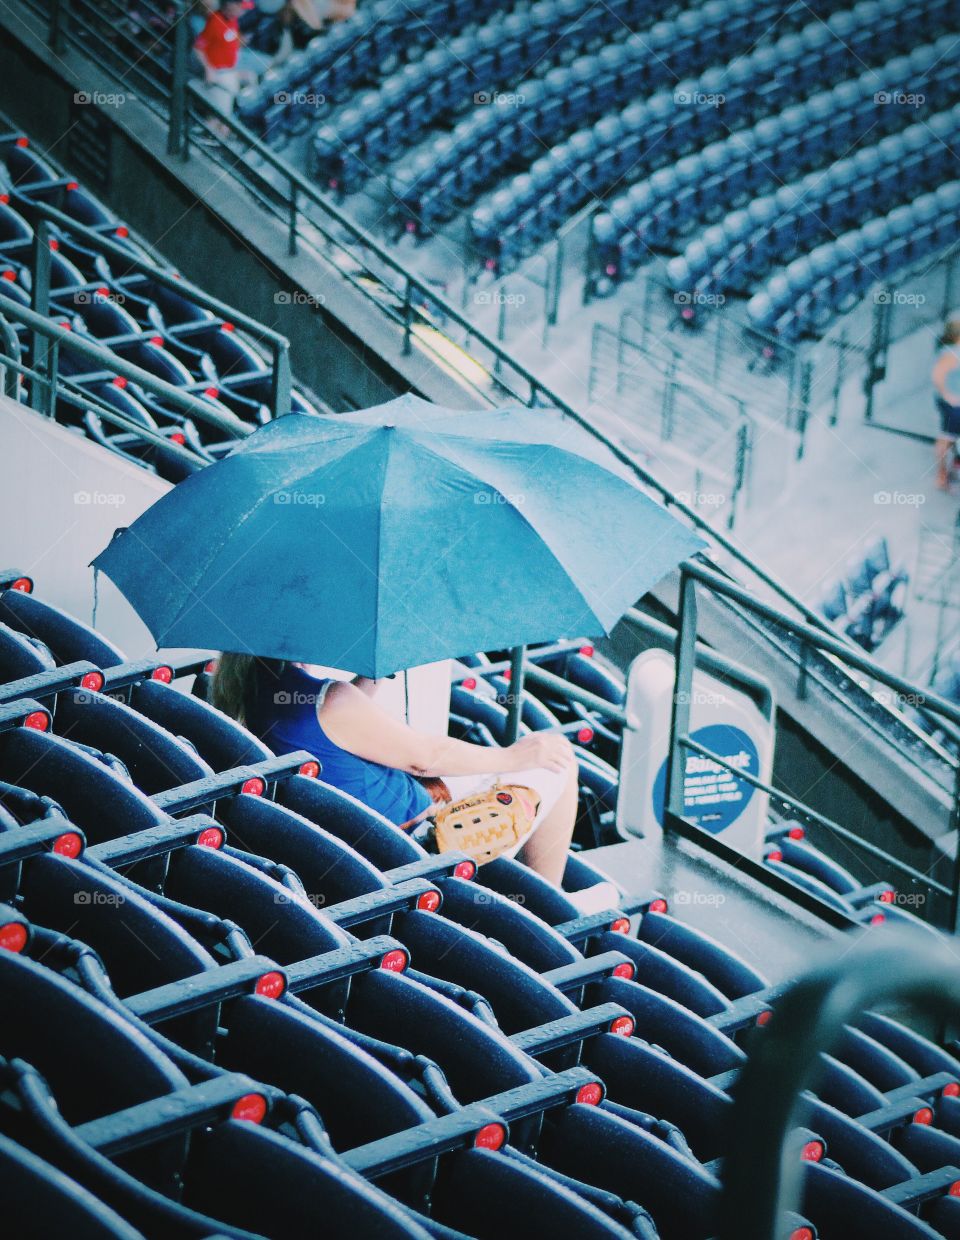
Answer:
[
  {"left": 681, "top": 559, "right": 960, "bottom": 732},
  {"left": 679, "top": 733, "right": 953, "bottom": 898},
  {"left": 13, "top": 0, "right": 960, "bottom": 782},
  {"left": 665, "top": 563, "right": 960, "bottom": 933},
  {"left": 0, "top": 331, "right": 207, "bottom": 468},
  {"left": 10, "top": 194, "right": 292, "bottom": 419},
  {"left": 11, "top": 0, "right": 890, "bottom": 636},
  {"left": 12, "top": 195, "right": 287, "bottom": 347},
  {"left": 720, "top": 932, "right": 960, "bottom": 1240},
  {"left": 0, "top": 291, "right": 253, "bottom": 438}
]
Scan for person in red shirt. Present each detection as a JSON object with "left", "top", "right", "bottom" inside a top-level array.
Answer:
[{"left": 193, "top": 0, "right": 256, "bottom": 119}]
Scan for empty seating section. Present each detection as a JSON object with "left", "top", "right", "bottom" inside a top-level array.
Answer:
[
  {"left": 471, "top": 0, "right": 948, "bottom": 274},
  {"left": 816, "top": 537, "right": 908, "bottom": 652},
  {"left": 234, "top": 0, "right": 960, "bottom": 351},
  {"left": 2, "top": 564, "right": 959, "bottom": 1234},
  {"left": 745, "top": 181, "right": 960, "bottom": 345},
  {"left": 0, "top": 131, "right": 321, "bottom": 480},
  {"left": 392, "top": 0, "right": 847, "bottom": 235},
  {"left": 311, "top": 0, "right": 678, "bottom": 195},
  {"left": 671, "top": 110, "right": 960, "bottom": 308},
  {"left": 238, "top": 0, "right": 518, "bottom": 139},
  {"left": 594, "top": 34, "right": 957, "bottom": 293}
]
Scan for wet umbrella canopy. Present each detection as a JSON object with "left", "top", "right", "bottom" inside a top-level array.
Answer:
[{"left": 93, "top": 396, "right": 705, "bottom": 677}]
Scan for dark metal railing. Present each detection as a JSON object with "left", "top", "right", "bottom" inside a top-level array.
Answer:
[
  {"left": 10, "top": 0, "right": 960, "bottom": 804},
  {"left": 665, "top": 560, "right": 960, "bottom": 932},
  {"left": 721, "top": 932, "right": 960, "bottom": 1240},
  {"left": 0, "top": 290, "right": 252, "bottom": 438},
  {"left": 11, "top": 194, "right": 292, "bottom": 420}
]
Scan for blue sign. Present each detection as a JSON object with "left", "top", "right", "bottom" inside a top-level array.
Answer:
[{"left": 652, "top": 724, "right": 760, "bottom": 833}]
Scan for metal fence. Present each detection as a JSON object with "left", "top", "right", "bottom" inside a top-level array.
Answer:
[
  {"left": 11, "top": 0, "right": 960, "bottom": 809},
  {"left": 666, "top": 559, "right": 960, "bottom": 933}
]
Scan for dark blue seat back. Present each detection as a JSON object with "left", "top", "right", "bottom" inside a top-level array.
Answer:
[
  {"left": 346, "top": 968, "right": 541, "bottom": 1104},
  {"left": 0, "top": 1132, "right": 141, "bottom": 1240},
  {"left": 129, "top": 680, "right": 274, "bottom": 770},
  {"left": 55, "top": 689, "right": 213, "bottom": 794},
  {"left": 219, "top": 793, "right": 388, "bottom": 904},
  {"left": 394, "top": 909, "right": 576, "bottom": 1035},
  {"left": 278, "top": 774, "right": 425, "bottom": 869},
  {"left": 0, "top": 588, "right": 125, "bottom": 667},
  {"left": 0, "top": 729, "right": 167, "bottom": 843},
  {"left": 163, "top": 845, "right": 349, "bottom": 964}
]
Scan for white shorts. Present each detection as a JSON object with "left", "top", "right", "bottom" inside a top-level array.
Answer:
[{"left": 438, "top": 765, "right": 569, "bottom": 858}]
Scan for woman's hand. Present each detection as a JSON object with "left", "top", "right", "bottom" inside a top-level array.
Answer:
[{"left": 503, "top": 731, "right": 576, "bottom": 773}]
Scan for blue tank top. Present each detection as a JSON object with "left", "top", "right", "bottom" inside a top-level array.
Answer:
[{"left": 246, "top": 663, "right": 431, "bottom": 827}]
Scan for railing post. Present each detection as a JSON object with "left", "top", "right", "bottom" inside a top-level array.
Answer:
[
  {"left": 270, "top": 340, "right": 292, "bottom": 419},
  {"left": 29, "top": 220, "right": 52, "bottom": 415},
  {"left": 401, "top": 281, "right": 413, "bottom": 355},
  {"left": 287, "top": 181, "right": 299, "bottom": 256},
  {"left": 664, "top": 569, "right": 697, "bottom": 831},
  {"left": 727, "top": 420, "right": 749, "bottom": 532},
  {"left": 0, "top": 315, "right": 19, "bottom": 398},
  {"left": 797, "top": 636, "right": 809, "bottom": 701},
  {"left": 795, "top": 359, "right": 812, "bottom": 461},
  {"left": 504, "top": 645, "right": 525, "bottom": 745},
  {"left": 49, "top": 0, "right": 68, "bottom": 54},
  {"left": 43, "top": 340, "right": 60, "bottom": 417},
  {"left": 168, "top": 1, "right": 189, "bottom": 158},
  {"left": 863, "top": 293, "right": 890, "bottom": 423},
  {"left": 546, "top": 238, "right": 562, "bottom": 332},
  {"left": 661, "top": 354, "right": 677, "bottom": 442},
  {"left": 829, "top": 330, "right": 846, "bottom": 426},
  {"left": 949, "top": 758, "right": 960, "bottom": 935}
]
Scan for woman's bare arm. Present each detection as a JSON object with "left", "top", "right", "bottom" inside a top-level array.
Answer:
[
  {"left": 318, "top": 682, "right": 574, "bottom": 776},
  {"left": 933, "top": 352, "right": 960, "bottom": 404}
]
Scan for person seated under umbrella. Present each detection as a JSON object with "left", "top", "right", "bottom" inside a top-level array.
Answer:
[{"left": 212, "top": 656, "right": 617, "bottom": 911}]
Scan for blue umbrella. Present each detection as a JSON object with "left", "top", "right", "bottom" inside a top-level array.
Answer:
[{"left": 93, "top": 396, "right": 705, "bottom": 677}]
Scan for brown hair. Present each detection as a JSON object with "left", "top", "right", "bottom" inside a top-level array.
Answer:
[
  {"left": 940, "top": 317, "right": 960, "bottom": 347},
  {"left": 211, "top": 654, "right": 284, "bottom": 724}
]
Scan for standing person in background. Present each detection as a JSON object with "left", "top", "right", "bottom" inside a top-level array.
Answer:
[
  {"left": 270, "top": 0, "right": 357, "bottom": 63},
  {"left": 193, "top": 0, "right": 259, "bottom": 120},
  {"left": 932, "top": 315, "right": 960, "bottom": 491}
]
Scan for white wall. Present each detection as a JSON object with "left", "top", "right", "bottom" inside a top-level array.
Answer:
[
  {"left": 0, "top": 398, "right": 451, "bottom": 728},
  {"left": 0, "top": 396, "right": 177, "bottom": 658}
]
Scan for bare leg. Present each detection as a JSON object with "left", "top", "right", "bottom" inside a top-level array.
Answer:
[
  {"left": 290, "top": 0, "right": 324, "bottom": 30},
  {"left": 937, "top": 437, "right": 953, "bottom": 490},
  {"left": 517, "top": 762, "right": 578, "bottom": 887}
]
